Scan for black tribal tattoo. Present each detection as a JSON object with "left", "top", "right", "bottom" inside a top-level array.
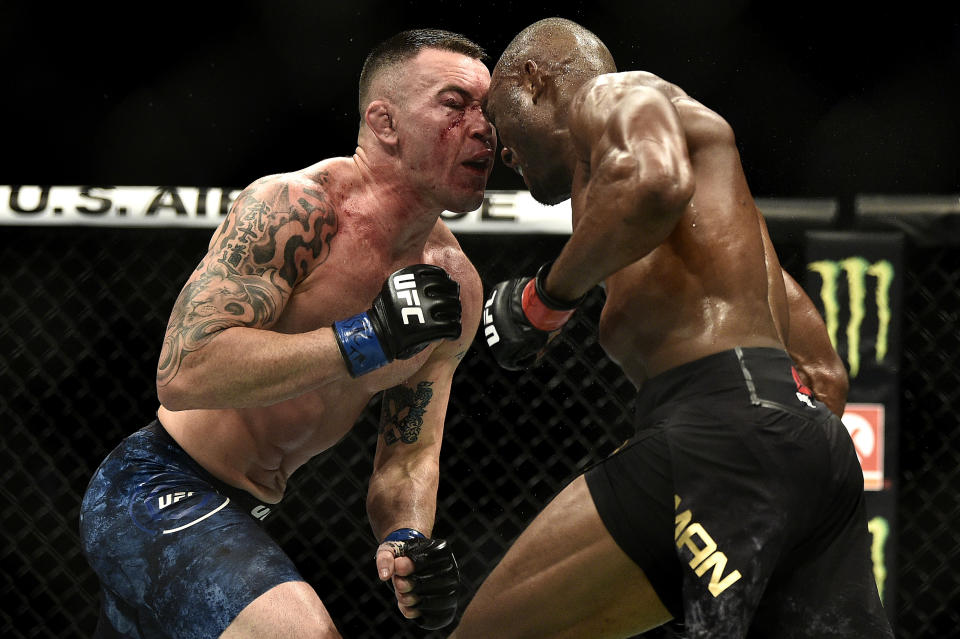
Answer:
[
  {"left": 157, "top": 175, "right": 337, "bottom": 386},
  {"left": 380, "top": 381, "right": 435, "bottom": 445}
]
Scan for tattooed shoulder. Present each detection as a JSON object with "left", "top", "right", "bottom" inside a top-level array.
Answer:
[
  {"left": 214, "top": 174, "right": 338, "bottom": 287},
  {"left": 157, "top": 173, "right": 338, "bottom": 386}
]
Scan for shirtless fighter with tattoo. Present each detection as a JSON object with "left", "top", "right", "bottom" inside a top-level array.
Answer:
[
  {"left": 451, "top": 18, "right": 894, "bottom": 639},
  {"left": 80, "top": 29, "right": 494, "bottom": 638}
]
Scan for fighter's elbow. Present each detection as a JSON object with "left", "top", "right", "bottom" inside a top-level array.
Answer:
[
  {"left": 828, "top": 363, "right": 851, "bottom": 407},
  {"left": 624, "top": 169, "right": 693, "bottom": 232},
  {"left": 156, "top": 375, "right": 200, "bottom": 411},
  {"left": 636, "top": 157, "right": 694, "bottom": 214},
  {"left": 812, "top": 360, "right": 850, "bottom": 417},
  {"left": 821, "top": 343, "right": 851, "bottom": 399},
  {"left": 661, "top": 162, "right": 695, "bottom": 210},
  {"left": 157, "top": 383, "right": 184, "bottom": 412}
]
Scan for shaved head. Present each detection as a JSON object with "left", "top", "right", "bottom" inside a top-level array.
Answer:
[
  {"left": 486, "top": 19, "right": 617, "bottom": 205},
  {"left": 492, "top": 18, "right": 616, "bottom": 92}
]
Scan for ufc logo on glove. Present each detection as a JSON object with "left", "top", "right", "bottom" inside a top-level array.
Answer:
[
  {"left": 394, "top": 273, "right": 425, "bottom": 325},
  {"left": 333, "top": 264, "right": 461, "bottom": 377},
  {"left": 483, "top": 290, "right": 500, "bottom": 346}
]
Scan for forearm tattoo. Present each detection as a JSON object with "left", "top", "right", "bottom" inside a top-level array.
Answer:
[
  {"left": 157, "top": 175, "right": 338, "bottom": 386},
  {"left": 380, "top": 381, "right": 435, "bottom": 445}
]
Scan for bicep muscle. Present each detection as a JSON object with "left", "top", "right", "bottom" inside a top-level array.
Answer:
[{"left": 157, "top": 176, "right": 338, "bottom": 385}]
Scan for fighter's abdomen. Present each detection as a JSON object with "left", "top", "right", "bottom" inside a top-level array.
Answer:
[{"left": 597, "top": 227, "right": 781, "bottom": 387}]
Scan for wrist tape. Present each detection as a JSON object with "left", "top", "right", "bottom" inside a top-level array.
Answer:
[
  {"left": 333, "top": 313, "right": 389, "bottom": 377},
  {"left": 383, "top": 528, "right": 426, "bottom": 542},
  {"left": 521, "top": 262, "right": 585, "bottom": 331}
]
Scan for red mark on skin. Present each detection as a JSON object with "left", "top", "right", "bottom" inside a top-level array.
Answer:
[{"left": 440, "top": 110, "right": 466, "bottom": 139}]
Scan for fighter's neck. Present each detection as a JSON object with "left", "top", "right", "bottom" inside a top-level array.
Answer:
[{"left": 347, "top": 149, "right": 443, "bottom": 254}]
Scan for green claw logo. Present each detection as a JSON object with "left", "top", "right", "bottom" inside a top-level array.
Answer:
[
  {"left": 808, "top": 258, "right": 894, "bottom": 378},
  {"left": 868, "top": 516, "right": 890, "bottom": 602}
]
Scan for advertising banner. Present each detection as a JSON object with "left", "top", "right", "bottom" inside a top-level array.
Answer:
[{"left": 805, "top": 231, "right": 903, "bottom": 622}]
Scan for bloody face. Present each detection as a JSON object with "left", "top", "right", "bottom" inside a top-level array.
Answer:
[{"left": 391, "top": 49, "right": 496, "bottom": 213}]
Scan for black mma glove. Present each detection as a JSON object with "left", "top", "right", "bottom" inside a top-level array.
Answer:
[
  {"left": 483, "top": 261, "right": 585, "bottom": 370},
  {"left": 382, "top": 529, "right": 461, "bottom": 630},
  {"left": 334, "top": 264, "right": 461, "bottom": 376}
]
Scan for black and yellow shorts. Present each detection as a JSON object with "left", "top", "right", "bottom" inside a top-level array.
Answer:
[{"left": 585, "top": 347, "right": 893, "bottom": 638}]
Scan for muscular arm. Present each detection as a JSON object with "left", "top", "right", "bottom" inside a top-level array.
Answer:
[
  {"left": 366, "top": 348, "right": 467, "bottom": 540},
  {"left": 156, "top": 175, "right": 345, "bottom": 410},
  {"left": 543, "top": 81, "right": 695, "bottom": 302},
  {"left": 782, "top": 269, "right": 850, "bottom": 416},
  {"left": 367, "top": 255, "right": 481, "bottom": 539},
  {"left": 756, "top": 209, "right": 848, "bottom": 416}
]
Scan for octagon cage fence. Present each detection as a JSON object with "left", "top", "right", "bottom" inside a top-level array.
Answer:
[{"left": 1, "top": 189, "right": 958, "bottom": 638}]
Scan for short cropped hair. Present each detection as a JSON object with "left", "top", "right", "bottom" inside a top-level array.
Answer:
[{"left": 358, "top": 29, "right": 487, "bottom": 116}]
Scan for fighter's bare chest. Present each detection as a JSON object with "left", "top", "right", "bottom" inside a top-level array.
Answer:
[{"left": 272, "top": 244, "right": 438, "bottom": 334}]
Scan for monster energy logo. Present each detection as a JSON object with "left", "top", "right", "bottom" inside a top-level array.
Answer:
[
  {"left": 868, "top": 516, "right": 890, "bottom": 603},
  {"left": 808, "top": 258, "right": 894, "bottom": 377}
]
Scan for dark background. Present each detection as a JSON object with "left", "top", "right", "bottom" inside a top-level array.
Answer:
[
  {"left": 2, "top": 2, "right": 960, "bottom": 638},
  {"left": 2, "top": 1, "right": 958, "bottom": 205}
]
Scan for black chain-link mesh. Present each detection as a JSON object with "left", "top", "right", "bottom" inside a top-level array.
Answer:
[
  {"left": 895, "top": 245, "right": 960, "bottom": 636},
  {"left": 1, "top": 227, "right": 956, "bottom": 638}
]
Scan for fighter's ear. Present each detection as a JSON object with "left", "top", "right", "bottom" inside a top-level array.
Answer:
[
  {"left": 364, "top": 100, "right": 398, "bottom": 147},
  {"left": 522, "top": 59, "right": 548, "bottom": 104}
]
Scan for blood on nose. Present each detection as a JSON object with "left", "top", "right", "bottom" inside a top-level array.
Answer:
[{"left": 469, "top": 104, "right": 493, "bottom": 141}]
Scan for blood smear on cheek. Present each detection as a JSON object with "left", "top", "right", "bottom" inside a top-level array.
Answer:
[{"left": 440, "top": 110, "right": 466, "bottom": 139}]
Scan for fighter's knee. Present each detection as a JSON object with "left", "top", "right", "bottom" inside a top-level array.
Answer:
[{"left": 221, "top": 581, "right": 341, "bottom": 638}]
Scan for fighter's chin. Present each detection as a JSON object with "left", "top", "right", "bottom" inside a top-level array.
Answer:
[
  {"left": 444, "top": 189, "right": 486, "bottom": 214},
  {"left": 528, "top": 181, "right": 570, "bottom": 206}
]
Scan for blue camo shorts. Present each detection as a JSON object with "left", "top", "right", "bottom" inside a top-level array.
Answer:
[{"left": 80, "top": 420, "right": 303, "bottom": 638}]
